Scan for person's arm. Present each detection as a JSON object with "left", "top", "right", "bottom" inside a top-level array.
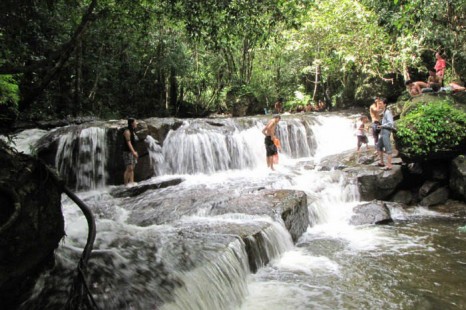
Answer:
[
  {"left": 262, "top": 126, "right": 268, "bottom": 136},
  {"left": 359, "top": 122, "right": 365, "bottom": 132},
  {"left": 124, "top": 130, "right": 138, "bottom": 157},
  {"left": 262, "top": 120, "right": 273, "bottom": 136}
]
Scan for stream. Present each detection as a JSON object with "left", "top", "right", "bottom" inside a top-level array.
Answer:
[{"left": 5, "top": 113, "right": 466, "bottom": 310}]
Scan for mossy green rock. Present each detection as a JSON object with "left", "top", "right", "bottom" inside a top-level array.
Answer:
[{"left": 394, "top": 96, "right": 466, "bottom": 162}]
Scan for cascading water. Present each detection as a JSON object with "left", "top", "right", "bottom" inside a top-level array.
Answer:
[
  {"left": 13, "top": 113, "right": 466, "bottom": 309},
  {"left": 55, "top": 127, "right": 108, "bottom": 190},
  {"left": 156, "top": 117, "right": 318, "bottom": 175}
]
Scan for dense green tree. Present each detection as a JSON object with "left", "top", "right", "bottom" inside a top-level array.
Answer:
[{"left": 0, "top": 0, "right": 464, "bottom": 123}]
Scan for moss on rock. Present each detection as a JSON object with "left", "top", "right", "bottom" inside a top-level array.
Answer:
[{"left": 395, "top": 97, "right": 466, "bottom": 162}]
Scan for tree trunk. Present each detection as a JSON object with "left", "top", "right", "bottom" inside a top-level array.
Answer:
[
  {"left": 73, "top": 39, "right": 83, "bottom": 117},
  {"left": 312, "top": 63, "right": 320, "bottom": 101},
  {"left": 169, "top": 67, "right": 178, "bottom": 115}
]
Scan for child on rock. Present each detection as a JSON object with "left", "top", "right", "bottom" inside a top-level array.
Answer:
[{"left": 356, "top": 115, "right": 369, "bottom": 155}]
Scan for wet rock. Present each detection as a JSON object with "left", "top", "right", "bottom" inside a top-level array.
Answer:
[
  {"left": 356, "top": 165, "right": 403, "bottom": 201},
  {"left": 350, "top": 200, "right": 392, "bottom": 225},
  {"left": 420, "top": 187, "right": 450, "bottom": 207},
  {"left": 357, "top": 155, "right": 373, "bottom": 165},
  {"left": 450, "top": 155, "right": 466, "bottom": 202},
  {"left": 0, "top": 141, "right": 64, "bottom": 308},
  {"left": 110, "top": 178, "right": 185, "bottom": 198},
  {"left": 428, "top": 199, "right": 466, "bottom": 217},
  {"left": 391, "top": 190, "right": 413, "bottom": 205},
  {"left": 124, "top": 186, "right": 308, "bottom": 242},
  {"left": 419, "top": 180, "right": 441, "bottom": 198}
]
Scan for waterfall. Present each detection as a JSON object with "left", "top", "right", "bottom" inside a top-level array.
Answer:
[
  {"left": 155, "top": 117, "right": 318, "bottom": 175},
  {"left": 55, "top": 127, "right": 108, "bottom": 190},
  {"left": 145, "top": 135, "right": 165, "bottom": 176},
  {"left": 161, "top": 120, "right": 266, "bottom": 175},
  {"left": 276, "top": 118, "right": 317, "bottom": 158}
]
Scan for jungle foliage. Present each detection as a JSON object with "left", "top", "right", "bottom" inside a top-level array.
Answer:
[{"left": 0, "top": 0, "right": 465, "bottom": 123}]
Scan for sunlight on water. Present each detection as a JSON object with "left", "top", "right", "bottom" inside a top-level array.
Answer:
[{"left": 312, "top": 115, "right": 356, "bottom": 162}]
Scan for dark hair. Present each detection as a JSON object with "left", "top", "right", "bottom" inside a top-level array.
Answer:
[
  {"left": 127, "top": 118, "right": 135, "bottom": 127},
  {"left": 273, "top": 114, "right": 281, "bottom": 119},
  {"left": 380, "top": 98, "right": 388, "bottom": 104},
  {"left": 405, "top": 80, "right": 413, "bottom": 86},
  {"left": 431, "top": 83, "right": 441, "bottom": 92}
]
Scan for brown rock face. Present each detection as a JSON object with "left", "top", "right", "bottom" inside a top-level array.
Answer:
[{"left": 0, "top": 141, "right": 65, "bottom": 308}]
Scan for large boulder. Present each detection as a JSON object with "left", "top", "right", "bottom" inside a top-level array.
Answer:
[
  {"left": 420, "top": 187, "right": 450, "bottom": 207},
  {"left": 356, "top": 165, "right": 404, "bottom": 201},
  {"left": 450, "top": 155, "right": 466, "bottom": 202},
  {"left": 0, "top": 141, "right": 65, "bottom": 308},
  {"left": 350, "top": 200, "right": 392, "bottom": 225}
]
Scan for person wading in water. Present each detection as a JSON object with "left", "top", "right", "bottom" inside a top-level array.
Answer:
[{"left": 262, "top": 114, "right": 281, "bottom": 170}]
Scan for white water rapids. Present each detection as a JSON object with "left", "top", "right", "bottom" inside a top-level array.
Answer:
[{"left": 5, "top": 113, "right": 466, "bottom": 309}]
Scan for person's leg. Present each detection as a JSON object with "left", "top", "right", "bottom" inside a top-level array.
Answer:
[
  {"left": 124, "top": 165, "right": 131, "bottom": 185},
  {"left": 128, "top": 164, "right": 135, "bottom": 184},
  {"left": 267, "top": 156, "right": 274, "bottom": 169},
  {"left": 377, "top": 137, "right": 384, "bottom": 166},
  {"left": 386, "top": 154, "right": 393, "bottom": 169},
  {"left": 269, "top": 156, "right": 275, "bottom": 170},
  {"left": 384, "top": 136, "right": 393, "bottom": 169}
]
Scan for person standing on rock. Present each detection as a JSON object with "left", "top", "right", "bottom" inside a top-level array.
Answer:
[
  {"left": 369, "top": 97, "right": 382, "bottom": 149},
  {"left": 274, "top": 98, "right": 284, "bottom": 114},
  {"left": 376, "top": 99, "right": 394, "bottom": 170},
  {"left": 434, "top": 52, "right": 446, "bottom": 84},
  {"left": 356, "top": 115, "right": 370, "bottom": 155},
  {"left": 262, "top": 114, "right": 281, "bottom": 170},
  {"left": 123, "top": 118, "right": 138, "bottom": 187}
]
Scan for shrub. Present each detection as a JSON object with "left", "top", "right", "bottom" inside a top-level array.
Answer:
[{"left": 395, "top": 100, "right": 466, "bottom": 159}]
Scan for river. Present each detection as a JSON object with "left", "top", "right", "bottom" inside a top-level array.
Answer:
[{"left": 6, "top": 113, "right": 466, "bottom": 309}]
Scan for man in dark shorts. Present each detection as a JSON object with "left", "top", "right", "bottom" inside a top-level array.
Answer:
[{"left": 262, "top": 114, "right": 281, "bottom": 170}]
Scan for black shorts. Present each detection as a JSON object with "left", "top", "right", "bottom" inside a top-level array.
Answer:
[
  {"left": 357, "top": 135, "right": 368, "bottom": 147},
  {"left": 264, "top": 136, "right": 278, "bottom": 157}
]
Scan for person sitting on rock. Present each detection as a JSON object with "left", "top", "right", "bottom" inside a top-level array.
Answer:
[
  {"left": 405, "top": 80, "right": 429, "bottom": 96},
  {"left": 439, "top": 81, "right": 466, "bottom": 93}
]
